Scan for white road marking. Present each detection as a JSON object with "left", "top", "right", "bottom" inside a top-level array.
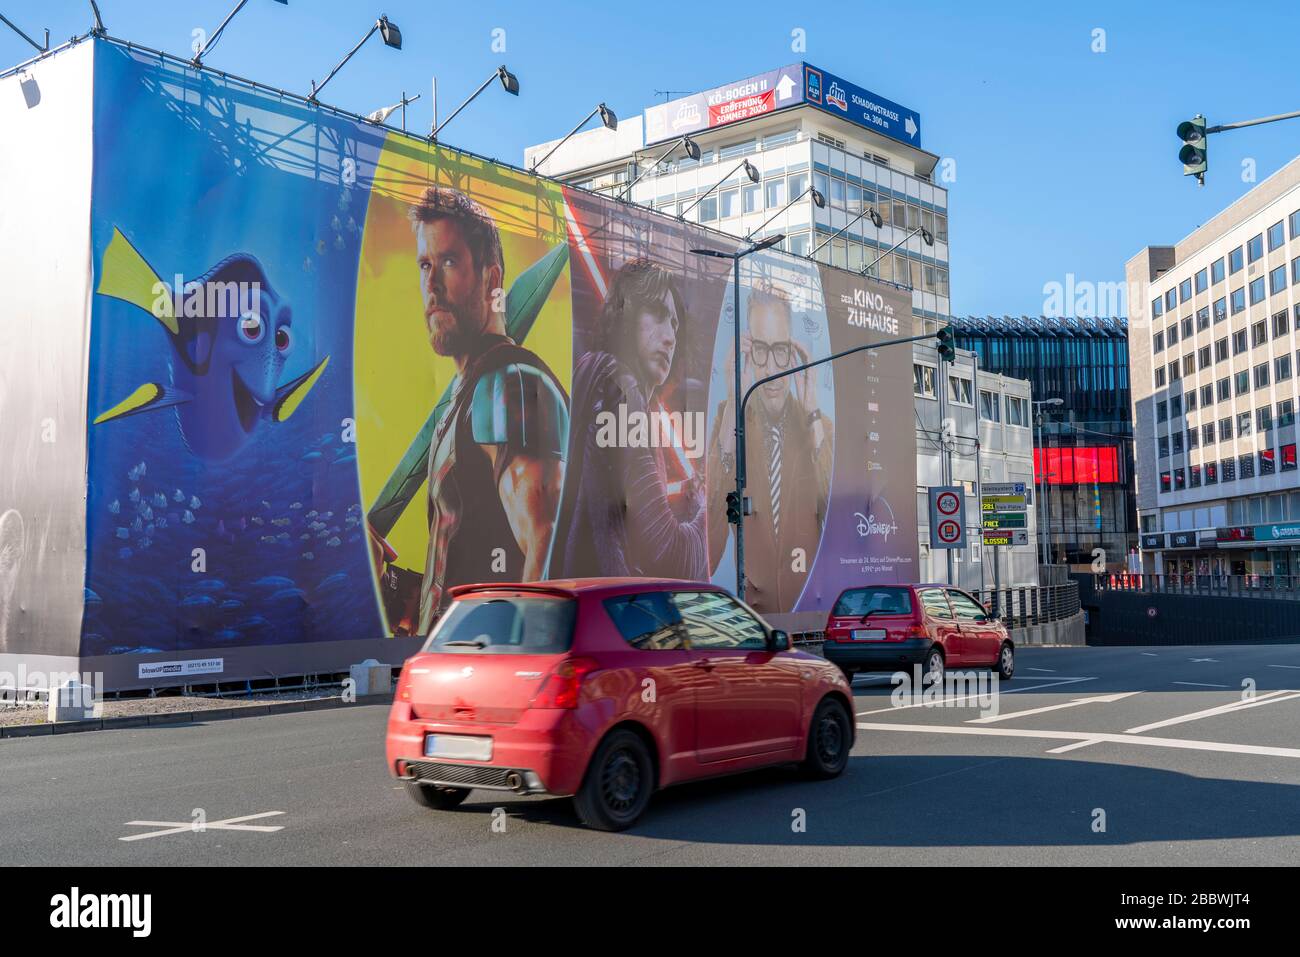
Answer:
[
  {"left": 1124, "top": 690, "right": 1300, "bottom": 734},
  {"left": 1027, "top": 668, "right": 1056, "bottom": 673},
  {"left": 1046, "top": 739, "right": 1102, "bottom": 754},
  {"left": 1172, "top": 681, "right": 1229, "bottom": 688},
  {"left": 1189, "top": 658, "right": 1219, "bottom": 663},
  {"left": 855, "top": 722, "right": 1300, "bottom": 759},
  {"left": 855, "top": 676, "right": 1098, "bottom": 716},
  {"left": 1268, "top": 664, "right": 1300, "bottom": 670},
  {"left": 1139, "top": 652, "right": 1158, "bottom": 656},
  {"left": 120, "top": 811, "right": 285, "bottom": 842},
  {"left": 968, "top": 691, "right": 1141, "bottom": 724}
]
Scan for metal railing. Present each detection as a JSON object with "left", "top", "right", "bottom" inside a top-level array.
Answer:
[
  {"left": 972, "top": 581, "right": 1080, "bottom": 629},
  {"left": 1097, "top": 572, "right": 1300, "bottom": 599}
]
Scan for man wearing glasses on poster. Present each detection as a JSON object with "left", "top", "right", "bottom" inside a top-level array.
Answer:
[{"left": 707, "top": 284, "right": 833, "bottom": 613}]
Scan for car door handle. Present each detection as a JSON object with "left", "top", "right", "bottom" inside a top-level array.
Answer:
[{"left": 691, "top": 659, "right": 715, "bottom": 670}]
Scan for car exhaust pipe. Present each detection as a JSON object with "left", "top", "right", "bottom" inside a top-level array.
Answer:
[{"left": 505, "top": 771, "right": 524, "bottom": 792}]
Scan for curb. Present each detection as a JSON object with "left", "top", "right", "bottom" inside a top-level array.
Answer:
[{"left": 0, "top": 692, "right": 394, "bottom": 740}]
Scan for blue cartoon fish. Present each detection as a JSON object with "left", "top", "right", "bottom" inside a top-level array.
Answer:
[{"left": 92, "top": 227, "right": 329, "bottom": 461}]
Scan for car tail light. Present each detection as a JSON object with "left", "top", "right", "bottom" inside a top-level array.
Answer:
[
  {"left": 896, "top": 623, "right": 928, "bottom": 640},
  {"left": 530, "top": 657, "right": 599, "bottom": 709}
]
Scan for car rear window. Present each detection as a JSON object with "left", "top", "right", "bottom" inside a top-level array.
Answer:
[
  {"left": 831, "top": 587, "right": 913, "bottom": 617},
  {"left": 423, "top": 594, "right": 576, "bottom": 654}
]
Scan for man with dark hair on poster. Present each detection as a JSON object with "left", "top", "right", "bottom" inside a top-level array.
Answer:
[
  {"left": 707, "top": 283, "right": 832, "bottom": 613},
  {"left": 373, "top": 186, "right": 568, "bottom": 634},
  {"left": 551, "top": 259, "right": 708, "bottom": 580}
]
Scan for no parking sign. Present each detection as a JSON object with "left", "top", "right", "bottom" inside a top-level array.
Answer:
[{"left": 928, "top": 485, "right": 967, "bottom": 549}]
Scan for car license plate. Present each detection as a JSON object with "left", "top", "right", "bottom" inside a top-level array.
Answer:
[
  {"left": 851, "top": 629, "right": 886, "bottom": 641},
  {"left": 424, "top": 734, "right": 492, "bottom": 762}
]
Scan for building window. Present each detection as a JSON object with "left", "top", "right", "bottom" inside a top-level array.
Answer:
[
  {"left": 1215, "top": 337, "right": 1229, "bottom": 362},
  {"left": 1221, "top": 457, "right": 1236, "bottom": 482},
  {"left": 1187, "top": 426, "right": 1199, "bottom": 448},
  {"left": 1237, "top": 411, "right": 1252, "bottom": 436},
  {"left": 1006, "top": 395, "right": 1028, "bottom": 426},
  {"left": 1219, "top": 416, "right": 1233, "bottom": 440},
  {"left": 1201, "top": 383, "right": 1214, "bottom": 407},
  {"left": 1279, "top": 398, "right": 1295, "bottom": 427},
  {"left": 1187, "top": 390, "right": 1198, "bottom": 411},
  {"left": 764, "top": 178, "right": 786, "bottom": 209},
  {"left": 1248, "top": 233, "right": 1264, "bottom": 263},
  {"left": 742, "top": 183, "right": 761, "bottom": 214},
  {"left": 1252, "top": 320, "right": 1268, "bottom": 347},
  {"left": 1258, "top": 406, "right": 1274, "bottom": 432},
  {"left": 1274, "top": 309, "right": 1290, "bottom": 338},
  {"left": 1216, "top": 377, "right": 1230, "bottom": 402},
  {"left": 1213, "top": 297, "right": 1227, "bottom": 323},
  {"left": 1239, "top": 454, "right": 1256, "bottom": 479},
  {"left": 1196, "top": 306, "right": 1210, "bottom": 331},
  {"left": 1167, "top": 324, "right": 1179, "bottom": 346},
  {"left": 1195, "top": 268, "right": 1208, "bottom": 293},
  {"left": 1249, "top": 277, "right": 1266, "bottom": 305},
  {"left": 1198, "top": 345, "right": 1212, "bottom": 369},
  {"left": 1270, "top": 265, "right": 1288, "bottom": 296},
  {"left": 1182, "top": 354, "right": 1195, "bottom": 376},
  {"left": 1158, "top": 435, "right": 1169, "bottom": 457},
  {"left": 1230, "top": 246, "right": 1244, "bottom": 274},
  {"left": 1160, "top": 471, "right": 1171, "bottom": 492},
  {"left": 1231, "top": 287, "right": 1246, "bottom": 313},
  {"left": 1152, "top": 297, "right": 1164, "bottom": 319},
  {"left": 719, "top": 188, "right": 739, "bottom": 219},
  {"left": 1254, "top": 361, "right": 1271, "bottom": 390},
  {"left": 948, "top": 375, "right": 973, "bottom": 406},
  {"left": 1235, "top": 370, "right": 1250, "bottom": 396},
  {"left": 1204, "top": 461, "right": 1218, "bottom": 485},
  {"left": 698, "top": 195, "right": 718, "bottom": 222},
  {"left": 1179, "top": 278, "right": 1193, "bottom": 303},
  {"left": 1182, "top": 316, "right": 1193, "bottom": 340},
  {"left": 1202, "top": 422, "right": 1216, "bottom": 445},
  {"left": 1174, "top": 467, "right": 1186, "bottom": 489},
  {"left": 1283, "top": 443, "right": 1298, "bottom": 472},
  {"left": 1171, "top": 395, "right": 1183, "bottom": 417},
  {"left": 1153, "top": 331, "right": 1165, "bottom": 353},
  {"left": 1169, "top": 360, "right": 1181, "bottom": 382},
  {"left": 1172, "top": 431, "right": 1184, "bottom": 453},
  {"left": 1293, "top": 256, "right": 1300, "bottom": 286},
  {"left": 913, "top": 363, "right": 936, "bottom": 398},
  {"left": 1155, "top": 367, "right": 1166, "bottom": 387},
  {"left": 978, "top": 390, "right": 1001, "bottom": 422},
  {"left": 1166, "top": 289, "right": 1177, "bottom": 311},
  {"left": 1269, "top": 220, "right": 1285, "bottom": 251},
  {"left": 1190, "top": 464, "right": 1202, "bottom": 487},
  {"left": 1233, "top": 329, "right": 1248, "bottom": 354},
  {"left": 1156, "top": 400, "right": 1168, "bottom": 423},
  {"left": 1277, "top": 354, "right": 1293, "bottom": 382},
  {"left": 1211, "top": 257, "right": 1225, "bottom": 284}
]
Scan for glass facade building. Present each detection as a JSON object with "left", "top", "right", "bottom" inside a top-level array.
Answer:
[{"left": 952, "top": 316, "right": 1138, "bottom": 567}]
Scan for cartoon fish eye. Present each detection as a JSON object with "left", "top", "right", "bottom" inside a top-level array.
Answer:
[
  {"left": 238, "top": 311, "right": 265, "bottom": 344},
  {"left": 275, "top": 325, "right": 292, "bottom": 353}
]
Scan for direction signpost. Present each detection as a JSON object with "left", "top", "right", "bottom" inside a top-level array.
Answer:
[{"left": 980, "top": 482, "right": 1030, "bottom": 614}]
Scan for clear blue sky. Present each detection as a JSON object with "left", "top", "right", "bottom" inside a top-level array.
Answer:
[{"left": 6, "top": 0, "right": 1299, "bottom": 317}]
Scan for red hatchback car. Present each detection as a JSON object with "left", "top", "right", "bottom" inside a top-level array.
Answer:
[
  {"left": 387, "top": 578, "right": 853, "bottom": 831},
  {"left": 821, "top": 583, "right": 1015, "bottom": 685}
]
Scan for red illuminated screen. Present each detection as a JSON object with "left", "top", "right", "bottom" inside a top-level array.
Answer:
[{"left": 1033, "top": 447, "right": 1120, "bottom": 485}]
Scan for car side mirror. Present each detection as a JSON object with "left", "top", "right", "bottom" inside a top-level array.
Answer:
[{"left": 769, "top": 629, "right": 790, "bottom": 652}]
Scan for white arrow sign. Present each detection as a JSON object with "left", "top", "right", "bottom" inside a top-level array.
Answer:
[
  {"left": 776, "top": 73, "right": 796, "bottom": 101},
  {"left": 904, "top": 115, "right": 918, "bottom": 139},
  {"left": 968, "top": 691, "right": 1141, "bottom": 724}
]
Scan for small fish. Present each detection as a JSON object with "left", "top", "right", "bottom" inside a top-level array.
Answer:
[
  {"left": 190, "top": 496, "right": 201, "bottom": 510},
  {"left": 128, "top": 488, "right": 140, "bottom": 503},
  {"left": 127, "top": 462, "right": 145, "bottom": 482},
  {"left": 306, "top": 510, "right": 318, "bottom": 519},
  {"left": 131, "top": 517, "right": 143, "bottom": 532},
  {"left": 276, "top": 532, "right": 289, "bottom": 542},
  {"left": 219, "top": 599, "right": 244, "bottom": 610},
  {"left": 156, "top": 516, "right": 168, "bottom": 529},
  {"left": 301, "top": 551, "right": 314, "bottom": 560},
  {"left": 182, "top": 510, "right": 195, "bottom": 524},
  {"left": 173, "top": 489, "right": 185, "bottom": 502},
  {"left": 251, "top": 516, "right": 264, "bottom": 526},
  {"left": 108, "top": 499, "right": 120, "bottom": 514},
  {"left": 325, "top": 536, "right": 341, "bottom": 547},
  {"left": 290, "top": 502, "right": 302, "bottom": 510},
  {"left": 139, "top": 505, "right": 154, "bottom": 522},
  {"left": 115, "top": 527, "right": 129, "bottom": 540},
  {"left": 272, "top": 518, "right": 290, "bottom": 527},
  {"left": 138, "top": 537, "right": 152, "bottom": 549},
  {"left": 152, "top": 492, "right": 168, "bottom": 508},
  {"left": 302, "top": 451, "right": 323, "bottom": 462},
  {"left": 259, "top": 535, "right": 277, "bottom": 544},
  {"left": 300, "top": 533, "right": 311, "bottom": 541}
]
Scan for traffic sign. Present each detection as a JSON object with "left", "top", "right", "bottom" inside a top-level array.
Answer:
[
  {"left": 928, "top": 485, "right": 966, "bottom": 549},
  {"left": 980, "top": 483, "right": 1028, "bottom": 541},
  {"left": 982, "top": 529, "right": 1028, "bottom": 546}
]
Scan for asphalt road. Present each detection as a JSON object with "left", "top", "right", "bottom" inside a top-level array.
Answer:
[{"left": 3, "top": 644, "right": 1298, "bottom": 866}]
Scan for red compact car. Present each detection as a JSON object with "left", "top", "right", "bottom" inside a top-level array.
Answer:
[
  {"left": 387, "top": 579, "right": 853, "bottom": 831},
  {"left": 821, "top": 584, "right": 1015, "bottom": 685}
]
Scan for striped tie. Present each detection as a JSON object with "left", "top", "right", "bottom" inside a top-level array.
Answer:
[{"left": 768, "top": 424, "right": 783, "bottom": 542}]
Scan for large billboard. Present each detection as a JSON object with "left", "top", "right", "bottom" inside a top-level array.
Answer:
[
  {"left": 10, "top": 39, "right": 918, "bottom": 684},
  {"left": 644, "top": 62, "right": 922, "bottom": 150}
]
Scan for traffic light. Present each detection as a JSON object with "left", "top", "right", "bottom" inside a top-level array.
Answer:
[
  {"left": 936, "top": 325, "right": 955, "bottom": 362},
  {"left": 1177, "top": 115, "right": 1208, "bottom": 184},
  {"left": 725, "top": 490, "right": 743, "bottom": 525}
]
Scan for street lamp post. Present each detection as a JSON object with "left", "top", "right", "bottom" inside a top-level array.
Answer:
[
  {"left": 689, "top": 234, "right": 785, "bottom": 599},
  {"left": 617, "top": 135, "right": 700, "bottom": 202},
  {"left": 862, "top": 224, "right": 934, "bottom": 277},
  {"left": 1033, "top": 397, "right": 1064, "bottom": 569}
]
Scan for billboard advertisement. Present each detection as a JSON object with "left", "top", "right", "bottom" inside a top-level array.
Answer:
[
  {"left": 644, "top": 65, "right": 804, "bottom": 145},
  {"left": 24, "top": 39, "right": 919, "bottom": 681},
  {"left": 802, "top": 64, "right": 922, "bottom": 148}
]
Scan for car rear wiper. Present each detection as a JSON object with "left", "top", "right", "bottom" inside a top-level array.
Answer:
[{"left": 860, "top": 609, "right": 879, "bottom": 622}]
